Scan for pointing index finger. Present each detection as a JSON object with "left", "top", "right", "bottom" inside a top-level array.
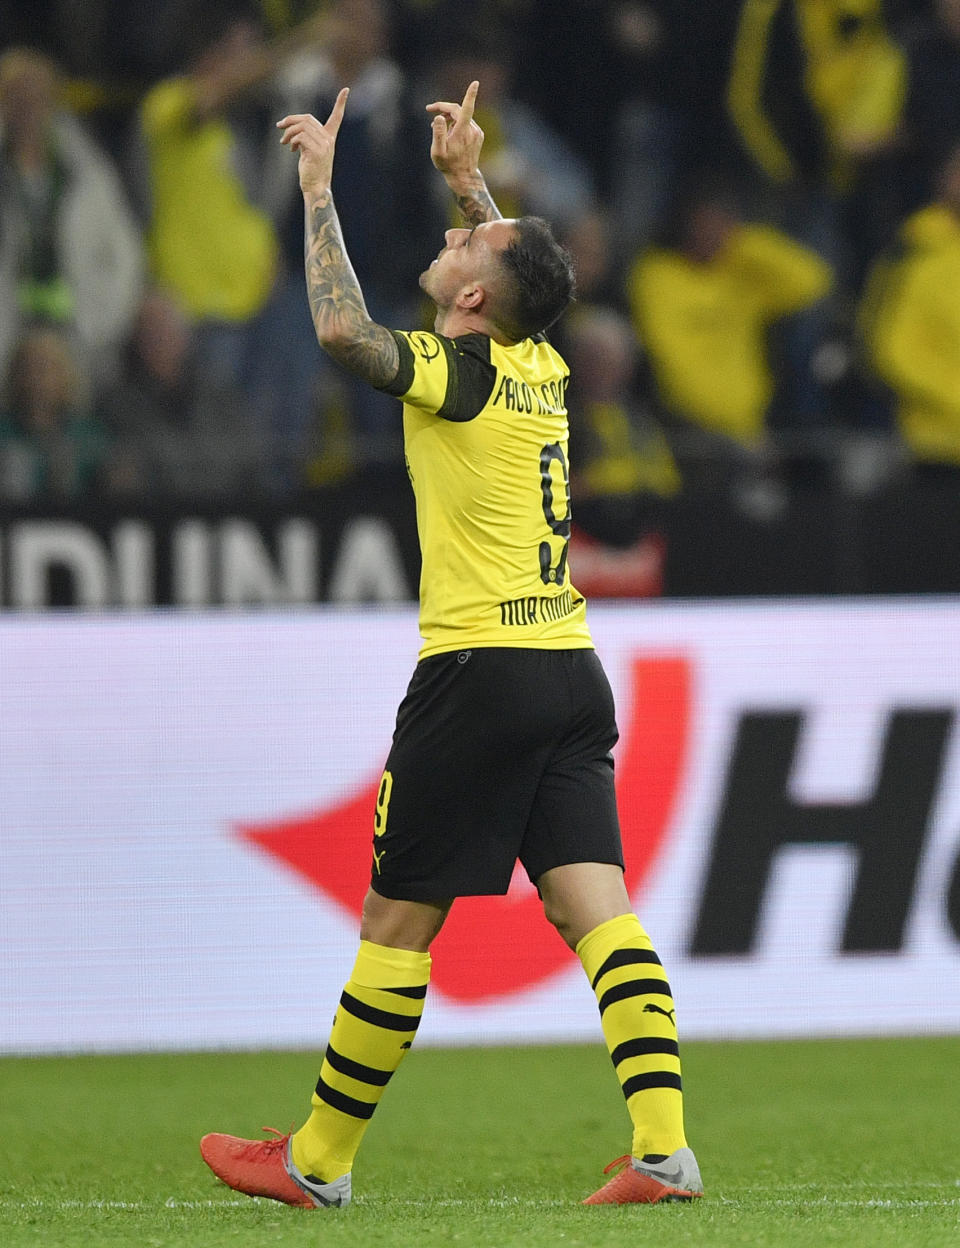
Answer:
[
  {"left": 458, "top": 80, "right": 479, "bottom": 126},
  {"left": 325, "top": 86, "right": 350, "bottom": 136}
]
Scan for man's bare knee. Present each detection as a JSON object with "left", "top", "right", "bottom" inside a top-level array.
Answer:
[
  {"left": 360, "top": 888, "right": 452, "bottom": 952},
  {"left": 538, "top": 862, "right": 632, "bottom": 951}
]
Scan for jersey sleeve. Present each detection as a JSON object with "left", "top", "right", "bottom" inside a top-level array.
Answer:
[{"left": 378, "top": 331, "right": 497, "bottom": 422}]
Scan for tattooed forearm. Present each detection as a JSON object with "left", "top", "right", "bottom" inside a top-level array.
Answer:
[
  {"left": 303, "top": 193, "right": 399, "bottom": 387},
  {"left": 453, "top": 176, "right": 503, "bottom": 226}
]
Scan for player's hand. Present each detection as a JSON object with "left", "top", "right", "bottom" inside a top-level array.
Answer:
[
  {"left": 426, "top": 80, "right": 484, "bottom": 185},
  {"left": 276, "top": 88, "right": 349, "bottom": 196}
]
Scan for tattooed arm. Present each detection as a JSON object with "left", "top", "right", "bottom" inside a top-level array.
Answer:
[
  {"left": 301, "top": 189, "right": 399, "bottom": 387},
  {"left": 426, "top": 80, "right": 503, "bottom": 225},
  {"left": 449, "top": 175, "right": 502, "bottom": 228},
  {"left": 278, "top": 94, "right": 400, "bottom": 388}
]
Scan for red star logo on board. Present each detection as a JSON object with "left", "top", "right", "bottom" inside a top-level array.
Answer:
[{"left": 236, "top": 655, "right": 690, "bottom": 1001}]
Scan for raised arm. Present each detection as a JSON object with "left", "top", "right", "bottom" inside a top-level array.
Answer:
[
  {"left": 426, "top": 80, "right": 503, "bottom": 226},
  {"left": 193, "top": 9, "right": 333, "bottom": 123},
  {"left": 277, "top": 91, "right": 399, "bottom": 389}
]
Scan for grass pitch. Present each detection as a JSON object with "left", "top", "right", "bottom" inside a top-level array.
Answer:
[{"left": 1, "top": 1037, "right": 958, "bottom": 1247}]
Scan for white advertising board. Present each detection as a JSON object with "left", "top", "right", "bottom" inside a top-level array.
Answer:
[{"left": 1, "top": 601, "right": 959, "bottom": 1054}]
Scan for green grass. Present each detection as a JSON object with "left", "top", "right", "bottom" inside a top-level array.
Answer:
[{"left": 1, "top": 1038, "right": 958, "bottom": 1247}]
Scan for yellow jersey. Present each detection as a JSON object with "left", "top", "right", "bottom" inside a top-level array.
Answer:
[
  {"left": 862, "top": 205, "right": 960, "bottom": 466},
  {"left": 141, "top": 78, "right": 277, "bottom": 322},
  {"left": 381, "top": 329, "right": 593, "bottom": 658},
  {"left": 629, "top": 225, "right": 832, "bottom": 443}
]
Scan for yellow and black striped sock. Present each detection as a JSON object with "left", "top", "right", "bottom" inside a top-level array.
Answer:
[
  {"left": 577, "top": 913, "right": 687, "bottom": 1159},
  {"left": 291, "top": 940, "right": 430, "bottom": 1182}
]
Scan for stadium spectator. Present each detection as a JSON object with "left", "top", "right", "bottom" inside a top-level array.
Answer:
[
  {"left": 724, "top": 0, "right": 908, "bottom": 428},
  {"left": 558, "top": 206, "right": 627, "bottom": 311},
  {"left": 603, "top": 1, "right": 704, "bottom": 263},
  {"left": 99, "top": 288, "right": 267, "bottom": 499},
  {"left": 860, "top": 141, "right": 960, "bottom": 481},
  {"left": 562, "top": 306, "right": 679, "bottom": 598},
  {"left": 259, "top": 0, "right": 442, "bottom": 481},
  {"left": 0, "top": 47, "right": 143, "bottom": 393},
  {"left": 515, "top": 0, "right": 742, "bottom": 265},
  {"left": 566, "top": 306, "right": 680, "bottom": 543},
  {"left": 727, "top": 0, "right": 907, "bottom": 197},
  {"left": 626, "top": 177, "right": 832, "bottom": 490},
  {"left": 895, "top": 0, "right": 960, "bottom": 214},
  {"left": 0, "top": 325, "right": 109, "bottom": 501},
  {"left": 136, "top": 3, "right": 327, "bottom": 394}
]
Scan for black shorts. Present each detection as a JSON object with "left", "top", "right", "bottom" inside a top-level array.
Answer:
[{"left": 370, "top": 647, "right": 624, "bottom": 901}]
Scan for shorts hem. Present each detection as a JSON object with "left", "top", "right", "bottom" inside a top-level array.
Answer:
[
  {"left": 371, "top": 854, "right": 625, "bottom": 903},
  {"left": 371, "top": 878, "right": 509, "bottom": 902}
]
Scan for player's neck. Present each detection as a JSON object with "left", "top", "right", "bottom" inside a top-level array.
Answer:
[{"left": 433, "top": 306, "right": 514, "bottom": 345}]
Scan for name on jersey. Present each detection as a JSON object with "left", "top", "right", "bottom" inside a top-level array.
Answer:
[
  {"left": 499, "top": 590, "right": 576, "bottom": 626},
  {"left": 491, "top": 374, "right": 568, "bottom": 415}
]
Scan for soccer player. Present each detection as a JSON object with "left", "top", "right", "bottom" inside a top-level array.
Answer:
[{"left": 199, "top": 80, "right": 703, "bottom": 1209}]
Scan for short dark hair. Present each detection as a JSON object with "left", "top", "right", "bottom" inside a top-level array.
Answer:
[{"left": 495, "top": 217, "right": 576, "bottom": 341}]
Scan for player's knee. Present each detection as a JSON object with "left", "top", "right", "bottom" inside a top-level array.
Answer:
[
  {"left": 537, "top": 861, "right": 631, "bottom": 950},
  {"left": 360, "top": 888, "right": 451, "bottom": 951},
  {"left": 541, "top": 895, "right": 580, "bottom": 950}
]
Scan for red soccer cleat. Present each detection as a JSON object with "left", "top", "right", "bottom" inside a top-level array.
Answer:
[
  {"left": 583, "top": 1147, "right": 704, "bottom": 1205},
  {"left": 199, "top": 1127, "right": 351, "bottom": 1209}
]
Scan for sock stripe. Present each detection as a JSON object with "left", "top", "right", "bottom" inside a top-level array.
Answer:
[
  {"left": 314, "top": 1073, "right": 378, "bottom": 1120},
  {"left": 591, "top": 948, "right": 662, "bottom": 990},
  {"left": 339, "top": 989, "right": 423, "bottom": 1032},
  {"left": 384, "top": 984, "right": 428, "bottom": 999},
  {"left": 622, "top": 1071, "right": 684, "bottom": 1099},
  {"left": 322, "top": 1043, "right": 393, "bottom": 1088},
  {"left": 598, "top": 978, "right": 674, "bottom": 1016},
  {"left": 611, "top": 1037, "right": 680, "bottom": 1065}
]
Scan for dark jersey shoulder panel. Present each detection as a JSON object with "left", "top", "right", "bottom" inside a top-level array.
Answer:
[{"left": 379, "top": 330, "right": 498, "bottom": 422}]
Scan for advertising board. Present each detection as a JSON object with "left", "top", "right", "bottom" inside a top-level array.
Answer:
[{"left": 2, "top": 601, "right": 958, "bottom": 1052}]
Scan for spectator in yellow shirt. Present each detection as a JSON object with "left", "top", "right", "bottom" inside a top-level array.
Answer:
[
  {"left": 726, "top": 0, "right": 907, "bottom": 286},
  {"left": 138, "top": 4, "right": 327, "bottom": 394},
  {"left": 861, "top": 142, "right": 960, "bottom": 477},
  {"left": 627, "top": 180, "right": 832, "bottom": 482}
]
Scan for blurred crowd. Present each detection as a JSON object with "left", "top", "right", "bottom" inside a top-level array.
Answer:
[{"left": 2, "top": 0, "right": 960, "bottom": 532}]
